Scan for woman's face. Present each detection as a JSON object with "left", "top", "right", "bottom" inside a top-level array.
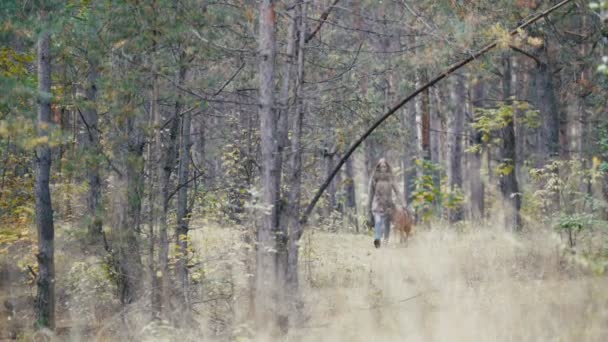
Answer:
[{"left": 378, "top": 161, "right": 388, "bottom": 172}]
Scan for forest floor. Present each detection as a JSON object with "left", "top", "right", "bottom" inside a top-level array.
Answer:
[
  {"left": 1, "top": 221, "right": 608, "bottom": 341},
  {"left": 286, "top": 224, "right": 608, "bottom": 341}
]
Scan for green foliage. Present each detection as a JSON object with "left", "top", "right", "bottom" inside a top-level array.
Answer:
[
  {"left": 0, "top": 147, "right": 35, "bottom": 228},
  {"left": 472, "top": 101, "right": 538, "bottom": 146},
  {"left": 496, "top": 160, "right": 515, "bottom": 177},
  {"left": 409, "top": 159, "right": 465, "bottom": 222},
  {"left": 589, "top": 2, "right": 608, "bottom": 74},
  {"left": 596, "top": 121, "right": 608, "bottom": 168},
  {"left": 411, "top": 159, "right": 442, "bottom": 222},
  {"left": 443, "top": 184, "right": 465, "bottom": 211},
  {"left": 469, "top": 101, "right": 540, "bottom": 178},
  {"left": 64, "top": 260, "right": 117, "bottom": 320},
  {"left": 528, "top": 159, "right": 608, "bottom": 247},
  {"left": 589, "top": 0, "right": 608, "bottom": 75},
  {"left": 556, "top": 213, "right": 597, "bottom": 233},
  {"left": 0, "top": 47, "right": 34, "bottom": 78}
]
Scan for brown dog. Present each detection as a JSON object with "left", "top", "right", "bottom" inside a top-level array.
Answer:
[{"left": 392, "top": 206, "right": 414, "bottom": 243}]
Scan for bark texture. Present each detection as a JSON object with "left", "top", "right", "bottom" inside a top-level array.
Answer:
[
  {"left": 256, "top": 0, "right": 280, "bottom": 328},
  {"left": 447, "top": 74, "right": 465, "bottom": 222},
  {"left": 500, "top": 56, "right": 522, "bottom": 231},
  {"left": 176, "top": 67, "right": 192, "bottom": 306},
  {"left": 35, "top": 24, "right": 55, "bottom": 330}
]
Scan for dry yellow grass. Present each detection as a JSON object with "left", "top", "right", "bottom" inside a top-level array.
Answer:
[
  {"left": 3, "top": 220, "right": 606, "bottom": 341},
  {"left": 286, "top": 225, "right": 608, "bottom": 341}
]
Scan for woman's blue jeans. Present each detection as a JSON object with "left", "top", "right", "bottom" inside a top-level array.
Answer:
[{"left": 373, "top": 212, "right": 390, "bottom": 241}]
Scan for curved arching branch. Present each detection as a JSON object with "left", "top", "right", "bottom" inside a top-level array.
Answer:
[{"left": 300, "top": 0, "right": 574, "bottom": 225}]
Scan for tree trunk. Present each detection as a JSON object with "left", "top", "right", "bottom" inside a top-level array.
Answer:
[
  {"left": 157, "top": 65, "right": 185, "bottom": 316},
  {"left": 415, "top": 66, "right": 431, "bottom": 222},
  {"left": 82, "top": 58, "right": 102, "bottom": 240},
  {"left": 256, "top": 0, "right": 281, "bottom": 328},
  {"left": 35, "top": 22, "right": 55, "bottom": 330},
  {"left": 416, "top": 68, "right": 431, "bottom": 169},
  {"left": 402, "top": 109, "right": 416, "bottom": 205},
  {"left": 500, "top": 56, "right": 522, "bottom": 231},
  {"left": 403, "top": 75, "right": 417, "bottom": 205},
  {"left": 286, "top": 0, "right": 306, "bottom": 326},
  {"left": 469, "top": 76, "right": 485, "bottom": 221},
  {"left": 515, "top": 59, "right": 528, "bottom": 181},
  {"left": 536, "top": 39, "right": 560, "bottom": 161},
  {"left": 447, "top": 74, "right": 465, "bottom": 222},
  {"left": 148, "top": 70, "right": 160, "bottom": 317},
  {"left": 334, "top": 152, "right": 344, "bottom": 215},
  {"left": 116, "top": 128, "right": 145, "bottom": 305},
  {"left": 176, "top": 67, "right": 192, "bottom": 306},
  {"left": 192, "top": 114, "right": 206, "bottom": 175},
  {"left": 364, "top": 139, "right": 374, "bottom": 186},
  {"left": 430, "top": 86, "right": 442, "bottom": 209},
  {"left": 276, "top": 2, "right": 297, "bottom": 271},
  {"left": 430, "top": 87, "right": 441, "bottom": 165},
  {"left": 277, "top": 4, "right": 296, "bottom": 152},
  {"left": 344, "top": 155, "right": 357, "bottom": 230},
  {"left": 323, "top": 146, "right": 336, "bottom": 215}
]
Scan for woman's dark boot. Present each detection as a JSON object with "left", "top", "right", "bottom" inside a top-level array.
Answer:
[{"left": 374, "top": 239, "right": 381, "bottom": 248}]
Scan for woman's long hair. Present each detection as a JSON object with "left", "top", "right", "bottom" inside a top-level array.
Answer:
[{"left": 371, "top": 158, "right": 394, "bottom": 182}]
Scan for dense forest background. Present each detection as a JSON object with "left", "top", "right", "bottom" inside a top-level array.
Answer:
[{"left": 1, "top": 0, "right": 608, "bottom": 340}]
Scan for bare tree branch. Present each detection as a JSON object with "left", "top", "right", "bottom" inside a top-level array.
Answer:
[
  {"left": 305, "top": 0, "right": 341, "bottom": 43},
  {"left": 510, "top": 45, "right": 542, "bottom": 66}
]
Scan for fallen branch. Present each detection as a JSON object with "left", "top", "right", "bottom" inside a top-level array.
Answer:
[
  {"left": 300, "top": 0, "right": 574, "bottom": 225},
  {"left": 27, "top": 265, "right": 37, "bottom": 278}
]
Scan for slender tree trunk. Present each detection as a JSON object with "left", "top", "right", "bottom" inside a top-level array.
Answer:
[
  {"left": 277, "top": 4, "right": 296, "bottom": 152},
  {"left": 344, "top": 157, "right": 356, "bottom": 209},
  {"left": 430, "top": 86, "right": 442, "bottom": 210},
  {"left": 82, "top": 58, "right": 102, "bottom": 240},
  {"left": 514, "top": 59, "right": 528, "bottom": 181},
  {"left": 415, "top": 64, "right": 431, "bottom": 222},
  {"left": 256, "top": 0, "right": 280, "bottom": 328},
  {"left": 117, "top": 125, "right": 145, "bottom": 304},
  {"left": 364, "top": 140, "right": 374, "bottom": 186},
  {"left": 176, "top": 67, "right": 192, "bottom": 306},
  {"left": 286, "top": 0, "right": 306, "bottom": 326},
  {"left": 403, "top": 77, "right": 417, "bottom": 205},
  {"left": 344, "top": 155, "right": 357, "bottom": 230},
  {"left": 147, "top": 8, "right": 160, "bottom": 314},
  {"left": 430, "top": 87, "right": 441, "bottom": 164},
  {"left": 469, "top": 76, "right": 485, "bottom": 221},
  {"left": 148, "top": 71, "right": 160, "bottom": 317},
  {"left": 156, "top": 65, "right": 185, "bottom": 316},
  {"left": 578, "top": 16, "right": 593, "bottom": 204},
  {"left": 447, "top": 74, "right": 465, "bottom": 222},
  {"left": 333, "top": 152, "right": 343, "bottom": 215},
  {"left": 323, "top": 146, "right": 336, "bottom": 215},
  {"left": 402, "top": 104, "right": 416, "bottom": 205},
  {"left": 275, "top": 3, "right": 297, "bottom": 287},
  {"left": 416, "top": 68, "right": 431, "bottom": 169},
  {"left": 192, "top": 115, "right": 205, "bottom": 170},
  {"left": 500, "top": 56, "right": 522, "bottom": 231},
  {"left": 35, "top": 21, "right": 55, "bottom": 330}
]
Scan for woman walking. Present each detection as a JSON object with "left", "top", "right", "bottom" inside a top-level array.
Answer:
[{"left": 367, "top": 158, "right": 404, "bottom": 248}]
